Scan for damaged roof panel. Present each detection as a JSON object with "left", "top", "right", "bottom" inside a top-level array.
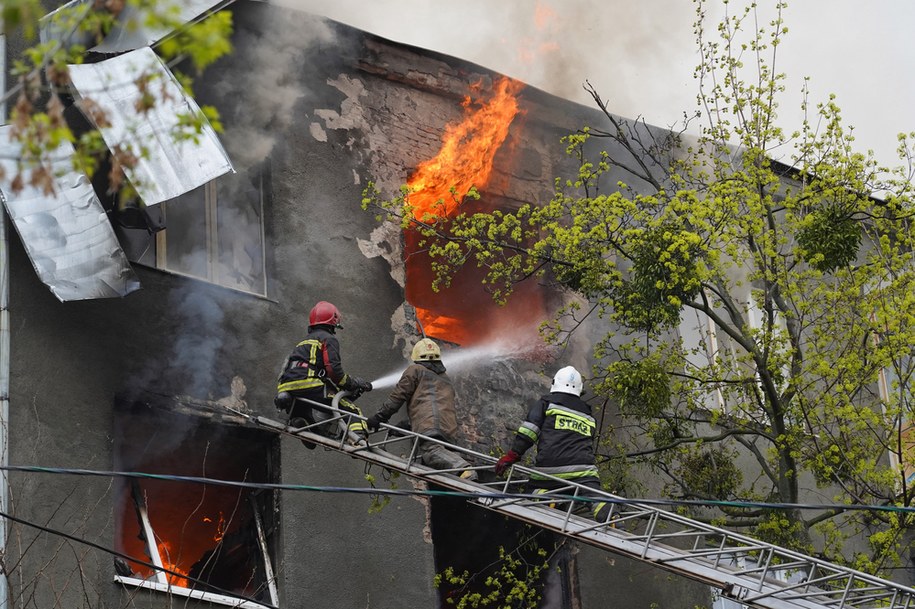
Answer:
[
  {"left": 91, "top": 0, "right": 233, "bottom": 54},
  {"left": 38, "top": 0, "right": 95, "bottom": 50},
  {"left": 0, "top": 127, "right": 140, "bottom": 301},
  {"left": 41, "top": 0, "right": 231, "bottom": 54},
  {"left": 68, "top": 47, "right": 234, "bottom": 206}
]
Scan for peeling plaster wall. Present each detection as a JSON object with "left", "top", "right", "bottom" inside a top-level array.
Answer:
[{"left": 4, "top": 2, "right": 710, "bottom": 608}]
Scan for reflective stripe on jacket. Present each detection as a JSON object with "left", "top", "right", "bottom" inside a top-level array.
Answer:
[
  {"left": 277, "top": 325, "right": 351, "bottom": 393},
  {"left": 510, "top": 391, "right": 598, "bottom": 471}
]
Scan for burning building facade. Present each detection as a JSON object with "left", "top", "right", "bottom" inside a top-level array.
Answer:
[{"left": 3, "top": 2, "right": 713, "bottom": 608}]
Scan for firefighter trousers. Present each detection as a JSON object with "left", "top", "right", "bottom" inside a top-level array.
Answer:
[
  {"left": 288, "top": 388, "right": 368, "bottom": 440},
  {"left": 419, "top": 441, "right": 476, "bottom": 480},
  {"left": 527, "top": 476, "right": 613, "bottom": 523}
]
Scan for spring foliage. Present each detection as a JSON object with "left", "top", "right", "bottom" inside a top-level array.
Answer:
[
  {"left": 434, "top": 530, "right": 555, "bottom": 609},
  {"left": 365, "top": 0, "right": 915, "bottom": 574},
  {"left": 4, "top": 0, "right": 233, "bottom": 200}
]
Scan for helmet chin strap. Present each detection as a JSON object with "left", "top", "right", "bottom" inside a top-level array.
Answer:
[{"left": 416, "top": 314, "right": 427, "bottom": 339}]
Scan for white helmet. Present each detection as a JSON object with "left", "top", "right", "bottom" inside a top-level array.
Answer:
[{"left": 551, "top": 366, "right": 583, "bottom": 396}]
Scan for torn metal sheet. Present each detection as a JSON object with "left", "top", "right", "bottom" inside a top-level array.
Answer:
[
  {"left": 91, "top": 1, "right": 233, "bottom": 54},
  {"left": 0, "top": 126, "right": 140, "bottom": 301},
  {"left": 68, "top": 47, "right": 234, "bottom": 206},
  {"left": 40, "top": 0, "right": 231, "bottom": 54}
]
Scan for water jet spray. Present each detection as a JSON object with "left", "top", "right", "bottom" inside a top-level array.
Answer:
[{"left": 368, "top": 339, "right": 536, "bottom": 390}]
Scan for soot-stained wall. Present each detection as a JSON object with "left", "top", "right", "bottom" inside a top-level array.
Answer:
[{"left": 5, "top": 2, "right": 710, "bottom": 608}]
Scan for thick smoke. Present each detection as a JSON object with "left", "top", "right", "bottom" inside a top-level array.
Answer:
[
  {"left": 211, "top": 6, "right": 335, "bottom": 167},
  {"left": 119, "top": 283, "right": 229, "bottom": 406},
  {"left": 164, "top": 288, "right": 227, "bottom": 397},
  {"left": 269, "top": 0, "right": 913, "bottom": 170},
  {"left": 272, "top": 0, "right": 695, "bottom": 136}
]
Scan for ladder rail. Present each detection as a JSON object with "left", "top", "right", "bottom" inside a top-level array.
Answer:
[{"left": 217, "top": 394, "right": 915, "bottom": 609}]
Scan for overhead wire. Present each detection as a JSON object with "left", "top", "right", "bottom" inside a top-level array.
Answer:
[
  {"left": 2, "top": 462, "right": 915, "bottom": 607},
  {"left": 3, "top": 464, "right": 915, "bottom": 515}
]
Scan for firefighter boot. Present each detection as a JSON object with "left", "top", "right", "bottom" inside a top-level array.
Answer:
[
  {"left": 460, "top": 469, "right": 479, "bottom": 482},
  {"left": 289, "top": 417, "right": 316, "bottom": 450}
]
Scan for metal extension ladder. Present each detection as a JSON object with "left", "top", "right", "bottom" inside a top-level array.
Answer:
[{"left": 218, "top": 393, "right": 915, "bottom": 609}]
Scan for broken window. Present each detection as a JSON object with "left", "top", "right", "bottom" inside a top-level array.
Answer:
[
  {"left": 677, "top": 303, "right": 727, "bottom": 412},
  {"left": 430, "top": 489, "right": 574, "bottom": 608},
  {"left": 119, "top": 166, "right": 268, "bottom": 296},
  {"left": 878, "top": 353, "right": 915, "bottom": 488},
  {"left": 113, "top": 401, "right": 278, "bottom": 607}
]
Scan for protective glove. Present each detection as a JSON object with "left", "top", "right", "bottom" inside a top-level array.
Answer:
[
  {"left": 494, "top": 450, "right": 521, "bottom": 476},
  {"left": 365, "top": 414, "right": 384, "bottom": 432}
]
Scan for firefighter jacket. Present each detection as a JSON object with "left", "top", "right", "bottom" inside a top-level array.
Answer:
[
  {"left": 277, "top": 325, "right": 357, "bottom": 394},
  {"left": 509, "top": 391, "right": 599, "bottom": 481},
  {"left": 374, "top": 360, "right": 458, "bottom": 441}
]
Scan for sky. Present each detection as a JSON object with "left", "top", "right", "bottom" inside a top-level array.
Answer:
[{"left": 274, "top": 0, "right": 915, "bottom": 172}]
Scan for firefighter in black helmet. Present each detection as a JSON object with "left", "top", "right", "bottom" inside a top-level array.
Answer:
[{"left": 275, "top": 301, "right": 372, "bottom": 445}]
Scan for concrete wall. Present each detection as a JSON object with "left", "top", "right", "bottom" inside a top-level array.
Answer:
[{"left": 4, "top": 2, "right": 711, "bottom": 608}]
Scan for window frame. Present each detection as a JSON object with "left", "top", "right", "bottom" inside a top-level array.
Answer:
[
  {"left": 114, "top": 480, "right": 278, "bottom": 608},
  {"left": 117, "top": 167, "right": 270, "bottom": 298},
  {"left": 112, "top": 403, "right": 280, "bottom": 608},
  {"left": 877, "top": 345, "right": 915, "bottom": 489},
  {"left": 156, "top": 173, "right": 268, "bottom": 297}
]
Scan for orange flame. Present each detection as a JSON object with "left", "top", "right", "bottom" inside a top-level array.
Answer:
[
  {"left": 407, "top": 77, "right": 523, "bottom": 219},
  {"left": 157, "top": 540, "right": 190, "bottom": 587},
  {"left": 404, "top": 76, "right": 550, "bottom": 345},
  {"left": 213, "top": 512, "right": 227, "bottom": 543},
  {"left": 203, "top": 512, "right": 227, "bottom": 542}
]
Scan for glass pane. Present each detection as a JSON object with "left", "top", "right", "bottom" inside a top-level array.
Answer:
[
  {"left": 114, "top": 203, "right": 164, "bottom": 268},
  {"left": 162, "top": 186, "right": 209, "bottom": 279},
  {"left": 116, "top": 224, "right": 157, "bottom": 267},
  {"left": 215, "top": 171, "right": 266, "bottom": 295}
]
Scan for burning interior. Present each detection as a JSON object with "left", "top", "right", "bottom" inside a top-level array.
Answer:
[
  {"left": 113, "top": 399, "right": 278, "bottom": 604},
  {"left": 403, "top": 76, "right": 554, "bottom": 346}
]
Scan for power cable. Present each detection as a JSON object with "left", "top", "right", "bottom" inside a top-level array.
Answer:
[{"left": 3, "top": 464, "right": 915, "bottom": 515}]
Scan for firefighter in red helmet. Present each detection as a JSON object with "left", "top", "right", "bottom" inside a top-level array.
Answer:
[{"left": 275, "top": 301, "right": 373, "bottom": 446}]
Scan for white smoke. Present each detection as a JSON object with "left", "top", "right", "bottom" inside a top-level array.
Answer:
[
  {"left": 214, "top": 5, "right": 335, "bottom": 167},
  {"left": 369, "top": 339, "right": 540, "bottom": 390},
  {"left": 267, "top": 0, "right": 912, "bottom": 174},
  {"left": 268, "top": 0, "right": 694, "bottom": 142}
]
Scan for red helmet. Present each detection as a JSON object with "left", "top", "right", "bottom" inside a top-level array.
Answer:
[{"left": 309, "top": 301, "right": 342, "bottom": 328}]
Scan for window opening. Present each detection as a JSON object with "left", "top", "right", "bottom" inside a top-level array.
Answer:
[
  {"left": 113, "top": 402, "right": 278, "bottom": 607},
  {"left": 430, "top": 488, "right": 573, "bottom": 608},
  {"left": 878, "top": 353, "right": 915, "bottom": 488},
  {"left": 118, "top": 166, "right": 268, "bottom": 297},
  {"left": 677, "top": 304, "right": 726, "bottom": 412}
]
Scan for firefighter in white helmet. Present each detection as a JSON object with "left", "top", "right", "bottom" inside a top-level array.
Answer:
[
  {"left": 366, "top": 338, "right": 477, "bottom": 480},
  {"left": 494, "top": 366, "right": 612, "bottom": 521}
]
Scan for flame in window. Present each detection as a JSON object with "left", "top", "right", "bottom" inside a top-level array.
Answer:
[
  {"left": 205, "top": 512, "right": 228, "bottom": 543},
  {"left": 156, "top": 540, "right": 190, "bottom": 588},
  {"left": 404, "top": 76, "right": 550, "bottom": 345}
]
